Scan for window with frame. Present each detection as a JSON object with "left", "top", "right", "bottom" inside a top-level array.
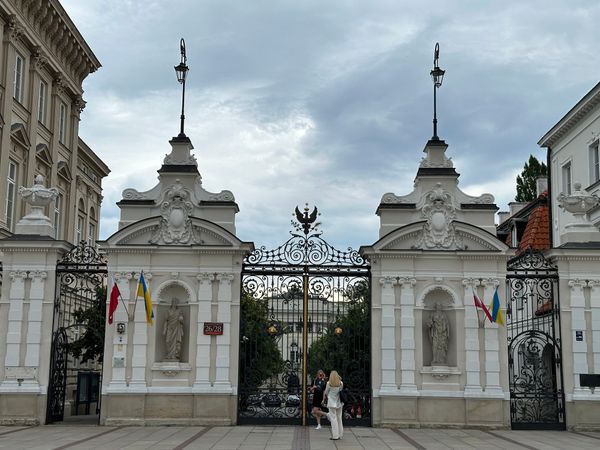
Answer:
[
  {"left": 59, "top": 102, "right": 67, "bottom": 144},
  {"left": 76, "top": 215, "right": 83, "bottom": 244},
  {"left": 54, "top": 193, "right": 62, "bottom": 239},
  {"left": 87, "top": 222, "right": 95, "bottom": 245},
  {"left": 590, "top": 141, "right": 600, "bottom": 185},
  {"left": 38, "top": 80, "right": 48, "bottom": 124},
  {"left": 562, "top": 162, "right": 572, "bottom": 195},
  {"left": 13, "top": 52, "right": 24, "bottom": 102},
  {"left": 5, "top": 160, "right": 17, "bottom": 231}
]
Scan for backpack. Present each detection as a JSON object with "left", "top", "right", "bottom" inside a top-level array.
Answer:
[{"left": 339, "top": 387, "right": 349, "bottom": 404}]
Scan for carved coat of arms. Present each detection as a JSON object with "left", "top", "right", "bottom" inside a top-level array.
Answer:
[{"left": 150, "top": 180, "right": 200, "bottom": 245}]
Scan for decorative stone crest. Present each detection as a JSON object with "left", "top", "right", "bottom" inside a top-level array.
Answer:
[
  {"left": 419, "top": 155, "right": 453, "bottom": 168},
  {"left": 414, "top": 183, "right": 464, "bottom": 250},
  {"left": 558, "top": 182, "right": 600, "bottom": 227},
  {"left": 53, "top": 76, "right": 66, "bottom": 96},
  {"left": 74, "top": 95, "right": 86, "bottom": 114},
  {"left": 6, "top": 15, "right": 22, "bottom": 42},
  {"left": 150, "top": 180, "right": 201, "bottom": 245},
  {"left": 32, "top": 47, "right": 48, "bottom": 71}
]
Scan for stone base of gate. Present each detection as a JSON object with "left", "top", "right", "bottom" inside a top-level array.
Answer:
[
  {"left": 0, "top": 393, "right": 45, "bottom": 425},
  {"left": 100, "top": 394, "right": 236, "bottom": 426},
  {"left": 566, "top": 400, "right": 600, "bottom": 430},
  {"left": 374, "top": 396, "right": 509, "bottom": 428}
]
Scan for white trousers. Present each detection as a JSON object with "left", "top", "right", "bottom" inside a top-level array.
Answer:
[{"left": 327, "top": 406, "right": 344, "bottom": 439}]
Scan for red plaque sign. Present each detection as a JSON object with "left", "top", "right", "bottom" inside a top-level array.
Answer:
[{"left": 203, "top": 322, "right": 224, "bottom": 335}]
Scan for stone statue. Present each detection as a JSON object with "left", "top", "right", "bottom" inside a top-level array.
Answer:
[
  {"left": 163, "top": 298, "right": 184, "bottom": 361},
  {"left": 427, "top": 303, "right": 450, "bottom": 365}
]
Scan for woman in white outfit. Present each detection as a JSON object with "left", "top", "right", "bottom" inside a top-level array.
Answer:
[{"left": 323, "top": 370, "right": 344, "bottom": 440}]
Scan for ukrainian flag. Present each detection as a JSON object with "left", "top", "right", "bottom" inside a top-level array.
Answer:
[
  {"left": 137, "top": 271, "right": 154, "bottom": 325},
  {"left": 489, "top": 287, "right": 505, "bottom": 326}
]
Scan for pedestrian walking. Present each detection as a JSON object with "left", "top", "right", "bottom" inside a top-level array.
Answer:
[
  {"left": 323, "top": 370, "right": 344, "bottom": 440},
  {"left": 311, "top": 369, "right": 327, "bottom": 429}
]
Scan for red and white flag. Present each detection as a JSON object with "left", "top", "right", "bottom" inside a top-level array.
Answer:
[
  {"left": 473, "top": 289, "right": 492, "bottom": 322},
  {"left": 108, "top": 278, "right": 121, "bottom": 325}
]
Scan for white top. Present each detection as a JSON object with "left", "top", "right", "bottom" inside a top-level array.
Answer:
[{"left": 324, "top": 381, "right": 344, "bottom": 408}]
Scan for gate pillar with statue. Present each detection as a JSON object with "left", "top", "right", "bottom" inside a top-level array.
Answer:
[
  {"left": 99, "top": 134, "right": 253, "bottom": 425},
  {"left": 361, "top": 137, "right": 512, "bottom": 428},
  {"left": 0, "top": 176, "right": 72, "bottom": 425}
]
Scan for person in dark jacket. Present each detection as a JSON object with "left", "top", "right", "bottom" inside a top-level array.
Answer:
[{"left": 311, "top": 369, "right": 327, "bottom": 429}]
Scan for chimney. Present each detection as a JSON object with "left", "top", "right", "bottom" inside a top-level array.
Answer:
[
  {"left": 497, "top": 211, "right": 511, "bottom": 224},
  {"left": 508, "top": 202, "right": 528, "bottom": 216},
  {"left": 536, "top": 176, "right": 548, "bottom": 197}
]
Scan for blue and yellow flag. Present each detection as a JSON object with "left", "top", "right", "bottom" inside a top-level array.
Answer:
[
  {"left": 137, "top": 271, "right": 154, "bottom": 325},
  {"left": 488, "top": 287, "right": 505, "bottom": 326}
]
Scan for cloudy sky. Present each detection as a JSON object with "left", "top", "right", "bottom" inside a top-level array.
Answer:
[{"left": 61, "top": 0, "right": 599, "bottom": 250}]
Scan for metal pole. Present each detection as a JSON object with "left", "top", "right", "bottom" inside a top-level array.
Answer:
[
  {"left": 433, "top": 84, "right": 438, "bottom": 139},
  {"left": 301, "top": 271, "right": 309, "bottom": 426},
  {"left": 180, "top": 78, "right": 186, "bottom": 136}
]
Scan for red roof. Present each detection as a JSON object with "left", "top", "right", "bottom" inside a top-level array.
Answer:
[{"left": 517, "top": 193, "right": 550, "bottom": 254}]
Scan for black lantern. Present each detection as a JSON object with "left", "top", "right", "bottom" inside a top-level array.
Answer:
[
  {"left": 430, "top": 42, "right": 445, "bottom": 140},
  {"left": 174, "top": 38, "right": 189, "bottom": 138}
]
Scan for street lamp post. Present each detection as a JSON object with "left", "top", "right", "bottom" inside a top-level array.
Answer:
[
  {"left": 174, "top": 38, "right": 189, "bottom": 138},
  {"left": 430, "top": 42, "right": 445, "bottom": 141}
]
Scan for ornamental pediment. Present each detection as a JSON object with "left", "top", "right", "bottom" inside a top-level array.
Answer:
[
  {"left": 375, "top": 221, "right": 507, "bottom": 252},
  {"left": 104, "top": 216, "right": 243, "bottom": 247}
]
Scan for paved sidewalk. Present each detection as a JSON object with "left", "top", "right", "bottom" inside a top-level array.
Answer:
[{"left": 0, "top": 425, "right": 599, "bottom": 450}]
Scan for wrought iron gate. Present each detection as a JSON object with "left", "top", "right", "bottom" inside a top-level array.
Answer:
[
  {"left": 506, "top": 250, "right": 565, "bottom": 430},
  {"left": 47, "top": 243, "right": 107, "bottom": 423},
  {"left": 238, "top": 206, "right": 371, "bottom": 426}
]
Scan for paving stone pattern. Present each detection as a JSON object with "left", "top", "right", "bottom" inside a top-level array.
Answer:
[{"left": 0, "top": 426, "right": 599, "bottom": 450}]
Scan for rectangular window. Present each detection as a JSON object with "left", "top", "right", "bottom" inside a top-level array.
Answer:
[
  {"left": 562, "top": 163, "right": 572, "bottom": 195},
  {"left": 87, "top": 223, "right": 95, "bottom": 245},
  {"left": 76, "top": 215, "right": 83, "bottom": 244},
  {"left": 38, "top": 80, "right": 47, "bottom": 124},
  {"left": 54, "top": 194, "right": 62, "bottom": 239},
  {"left": 5, "top": 161, "right": 17, "bottom": 231},
  {"left": 590, "top": 142, "right": 600, "bottom": 185},
  {"left": 59, "top": 102, "right": 67, "bottom": 144},
  {"left": 13, "top": 53, "right": 24, "bottom": 102}
]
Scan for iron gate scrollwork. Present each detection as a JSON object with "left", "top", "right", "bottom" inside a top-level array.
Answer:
[
  {"left": 506, "top": 249, "right": 565, "bottom": 430},
  {"left": 47, "top": 242, "right": 107, "bottom": 424},
  {"left": 238, "top": 206, "right": 371, "bottom": 426}
]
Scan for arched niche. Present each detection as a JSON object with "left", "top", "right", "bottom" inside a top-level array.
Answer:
[
  {"left": 420, "top": 285, "right": 457, "bottom": 367},
  {"left": 153, "top": 280, "right": 193, "bottom": 363}
]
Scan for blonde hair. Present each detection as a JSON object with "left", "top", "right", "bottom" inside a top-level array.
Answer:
[{"left": 328, "top": 370, "right": 342, "bottom": 387}]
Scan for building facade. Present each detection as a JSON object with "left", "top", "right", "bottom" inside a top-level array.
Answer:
[{"left": 0, "top": 0, "right": 108, "bottom": 244}]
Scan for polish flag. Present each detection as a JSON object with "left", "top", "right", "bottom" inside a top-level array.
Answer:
[
  {"left": 108, "top": 279, "right": 121, "bottom": 325},
  {"left": 473, "top": 290, "right": 492, "bottom": 322}
]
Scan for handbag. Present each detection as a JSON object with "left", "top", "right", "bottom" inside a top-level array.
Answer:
[{"left": 339, "top": 388, "right": 349, "bottom": 404}]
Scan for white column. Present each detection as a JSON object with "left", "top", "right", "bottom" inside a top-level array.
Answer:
[
  {"left": 108, "top": 272, "right": 131, "bottom": 391},
  {"left": 570, "top": 279, "right": 588, "bottom": 397},
  {"left": 399, "top": 277, "right": 418, "bottom": 393},
  {"left": 463, "top": 278, "right": 482, "bottom": 395},
  {"left": 215, "top": 273, "right": 234, "bottom": 392},
  {"left": 482, "top": 278, "right": 502, "bottom": 396},
  {"left": 130, "top": 272, "right": 151, "bottom": 392},
  {"left": 590, "top": 280, "right": 600, "bottom": 375},
  {"left": 193, "top": 272, "right": 213, "bottom": 392},
  {"left": 379, "top": 276, "right": 398, "bottom": 393},
  {"left": 4, "top": 271, "right": 28, "bottom": 367},
  {"left": 24, "top": 271, "right": 47, "bottom": 369}
]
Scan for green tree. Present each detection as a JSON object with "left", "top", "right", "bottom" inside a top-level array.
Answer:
[
  {"left": 307, "top": 281, "right": 369, "bottom": 388},
  {"left": 239, "top": 291, "right": 285, "bottom": 408},
  {"left": 515, "top": 155, "right": 547, "bottom": 202},
  {"left": 69, "top": 286, "right": 106, "bottom": 364}
]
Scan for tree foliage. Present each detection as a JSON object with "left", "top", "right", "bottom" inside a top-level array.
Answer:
[
  {"left": 239, "top": 291, "right": 285, "bottom": 393},
  {"left": 69, "top": 286, "right": 106, "bottom": 364},
  {"left": 307, "top": 281, "right": 369, "bottom": 387},
  {"left": 515, "top": 155, "right": 547, "bottom": 202}
]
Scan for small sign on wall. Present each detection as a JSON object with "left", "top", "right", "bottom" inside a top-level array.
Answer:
[
  {"left": 204, "top": 322, "right": 224, "bottom": 335},
  {"left": 575, "top": 330, "right": 584, "bottom": 342}
]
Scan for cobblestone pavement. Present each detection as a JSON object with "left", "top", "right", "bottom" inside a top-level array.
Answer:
[{"left": 0, "top": 425, "right": 599, "bottom": 450}]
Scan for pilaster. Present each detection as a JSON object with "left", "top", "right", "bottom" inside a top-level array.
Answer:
[
  {"left": 130, "top": 272, "right": 151, "bottom": 392},
  {"left": 482, "top": 278, "right": 502, "bottom": 396},
  {"left": 462, "top": 278, "right": 482, "bottom": 396},
  {"left": 24, "top": 271, "right": 47, "bottom": 370},
  {"left": 379, "top": 276, "right": 398, "bottom": 393},
  {"left": 569, "top": 279, "right": 588, "bottom": 397},
  {"left": 4, "top": 271, "right": 28, "bottom": 368},
  {"left": 399, "top": 277, "right": 417, "bottom": 393},
  {"left": 214, "top": 273, "right": 234, "bottom": 393},
  {"left": 193, "top": 272, "right": 213, "bottom": 392},
  {"left": 589, "top": 280, "right": 600, "bottom": 375}
]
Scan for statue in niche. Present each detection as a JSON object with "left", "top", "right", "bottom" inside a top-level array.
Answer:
[
  {"left": 427, "top": 303, "right": 450, "bottom": 366},
  {"left": 163, "top": 298, "right": 184, "bottom": 361}
]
